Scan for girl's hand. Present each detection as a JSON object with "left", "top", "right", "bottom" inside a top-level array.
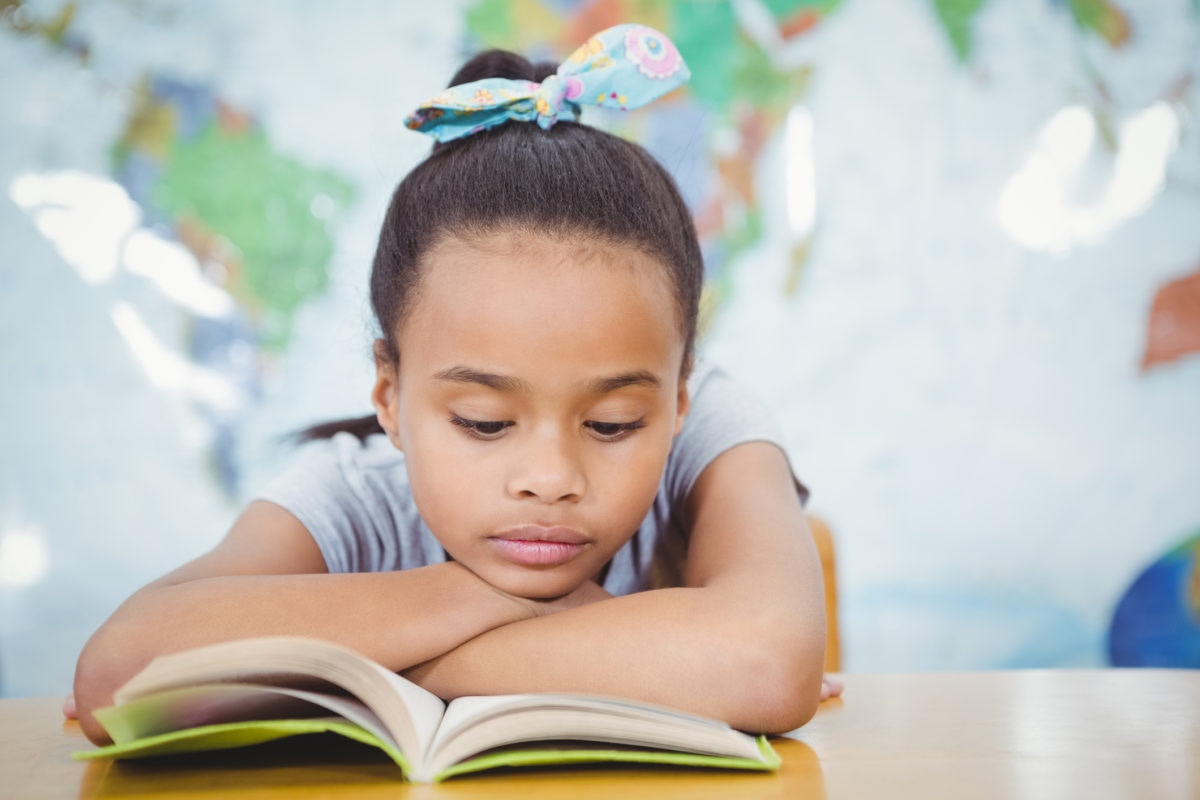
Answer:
[
  {"left": 63, "top": 692, "right": 77, "bottom": 719},
  {"left": 820, "top": 674, "right": 844, "bottom": 701}
]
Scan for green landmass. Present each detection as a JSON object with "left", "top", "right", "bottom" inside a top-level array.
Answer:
[
  {"left": 151, "top": 122, "right": 355, "bottom": 350},
  {"left": 932, "top": 0, "right": 989, "bottom": 62}
]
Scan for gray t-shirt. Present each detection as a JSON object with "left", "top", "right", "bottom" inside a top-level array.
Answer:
[{"left": 258, "top": 361, "right": 805, "bottom": 596}]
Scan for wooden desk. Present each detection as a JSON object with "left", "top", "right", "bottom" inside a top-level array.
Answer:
[{"left": 4, "top": 670, "right": 1197, "bottom": 799}]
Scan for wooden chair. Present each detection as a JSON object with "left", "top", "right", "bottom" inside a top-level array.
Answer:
[{"left": 808, "top": 514, "right": 840, "bottom": 673}]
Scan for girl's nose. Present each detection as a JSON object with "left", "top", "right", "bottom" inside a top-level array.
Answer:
[{"left": 506, "top": 432, "right": 587, "bottom": 503}]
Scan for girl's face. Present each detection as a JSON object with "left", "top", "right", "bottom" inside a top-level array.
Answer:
[{"left": 372, "top": 231, "right": 689, "bottom": 599}]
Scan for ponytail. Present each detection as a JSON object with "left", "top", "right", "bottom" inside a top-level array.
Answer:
[{"left": 293, "top": 413, "right": 383, "bottom": 443}]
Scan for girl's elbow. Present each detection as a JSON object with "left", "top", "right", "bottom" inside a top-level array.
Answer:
[
  {"left": 73, "top": 625, "right": 142, "bottom": 745},
  {"left": 756, "top": 676, "right": 822, "bottom": 734},
  {"left": 736, "top": 649, "right": 822, "bottom": 733},
  {"left": 724, "top": 618, "right": 825, "bottom": 734}
]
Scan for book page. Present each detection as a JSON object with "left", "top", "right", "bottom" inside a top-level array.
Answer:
[
  {"left": 96, "top": 683, "right": 398, "bottom": 750},
  {"left": 366, "top": 660, "right": 445, "bottom": 759},
  {"left": 435, "top": 693, "right": 729, "bottom": 748},
  {"left": 112, "top": 636, "right": 445, "bottom": 760},
  {"left": 425, "top": 694, "right": 762, "bottom": 777}
]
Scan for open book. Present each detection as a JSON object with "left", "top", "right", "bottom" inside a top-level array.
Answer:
[{"left": 74, "top": 636, "right": 781, "bottom": 783}]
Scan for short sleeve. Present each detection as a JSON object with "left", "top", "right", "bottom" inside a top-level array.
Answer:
[
  {"left": 600, "top": 361, "right": 809, "bottom": 595},
  {"left": 664, "top": 362, "right": 809, "bottom": 506},
  {"left": 255, "top": 432, "right": 443, "bottom": 574}
]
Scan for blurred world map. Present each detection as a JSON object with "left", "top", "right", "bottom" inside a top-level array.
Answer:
[
  {"left": 7, "top": 0, "right": 1180, "bottom": 497},
  {"left": 2, "top": 0, "right": 1199, "bottom": 697}
]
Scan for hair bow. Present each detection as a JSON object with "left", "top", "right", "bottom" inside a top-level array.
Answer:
[{"left": 405, "top": 24, "right": 690, "bottom": 143}]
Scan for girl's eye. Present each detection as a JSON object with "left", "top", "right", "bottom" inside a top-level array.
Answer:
[
  {"left": 450, "top": 415, "right": 513, "bottom": 440},
  {"left": 584, "top": 419, "right": 646, "bottom": 441}
]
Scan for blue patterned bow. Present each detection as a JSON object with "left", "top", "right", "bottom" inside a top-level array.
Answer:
[{"left": 405, "top": 24, "right": 690, "bottom": 143}]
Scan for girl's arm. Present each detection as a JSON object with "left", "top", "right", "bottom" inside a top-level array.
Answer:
[
  {"left": 403, "top": 441, "right": 827, "bottom": 734},
  {"left": 72, "top": 500, "right": 593, "bottom": 744}
]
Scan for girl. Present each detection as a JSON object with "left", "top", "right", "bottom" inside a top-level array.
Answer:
[{"left": 72, "top": 24, "right": 836, "bottom": 746}]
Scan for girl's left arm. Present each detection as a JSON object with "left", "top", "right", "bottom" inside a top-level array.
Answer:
[{"left": 404, "top": 441, "right": 827, "bottom": 734}]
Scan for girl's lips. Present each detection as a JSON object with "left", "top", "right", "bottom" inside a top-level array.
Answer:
[{"left": 488, "top": 526, "right": 590, "bottom": 567}]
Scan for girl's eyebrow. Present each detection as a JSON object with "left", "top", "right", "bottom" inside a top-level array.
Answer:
[
  {"left": 434, "top": 366, "right": 660, "bottom": 394},
  {"left": 435, "top": 366, "right": 525, "bottom": 392},
  {"left": 586, "top": 370, "right": 660, "bottom": 394}
]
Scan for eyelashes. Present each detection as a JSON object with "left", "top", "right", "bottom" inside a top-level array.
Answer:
[
  {"left": 449, "top": 415, "right": 513, "bottom": 440},
  {"left": 449, "top": 414, "right": 645, "bottom": 442},
  {"left": 584, "top": 420, "right": 646, "bottom": 440}
]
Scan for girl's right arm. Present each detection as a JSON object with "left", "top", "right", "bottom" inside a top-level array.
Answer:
[{"left": 72, "top": 499, "right": 587, "bottom": 745}]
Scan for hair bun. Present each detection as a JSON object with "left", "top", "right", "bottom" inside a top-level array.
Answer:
[
  {"left": 529, "top": 60, "right": 557, "bottom": 82},
  {"left": 447, "top": 50, "right": 543, "bottom": 87}
]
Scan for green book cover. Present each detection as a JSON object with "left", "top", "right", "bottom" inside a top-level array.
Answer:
[
  {"left": 75, "top": 716, "right": 780, "bottom": 783},
  {"left": 71, "top": 636, "right": 782, "bottom": 784}
]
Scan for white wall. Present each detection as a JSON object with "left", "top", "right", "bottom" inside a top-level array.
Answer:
[
  {"left": 705, "top": 0, "right": 1200, "bottom": 670},
  {"left": 2, "top": 0, "right": 1197, "bottom": 697}
]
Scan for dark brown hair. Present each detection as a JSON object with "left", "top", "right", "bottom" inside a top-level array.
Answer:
[{"left": 300, "top": 49, "right": 702, "bottom": 442}]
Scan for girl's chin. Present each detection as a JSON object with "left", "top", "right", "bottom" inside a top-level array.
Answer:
[{"left": 483, "top": 566, "right": 591, "bottom": 601}]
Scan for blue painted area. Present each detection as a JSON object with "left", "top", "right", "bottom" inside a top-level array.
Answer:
[
  {"left": 114, "top": 150, "right": 164, "bottom": 226},
  {"left": 149, "top": 75, "right": 218, "bottom": 141},
  {"left": 537, "top": 0, "right": 587, "bottom": 14},
  {"left": 190, "top": 311, "right": 261, "bottom": 496},
  {"left": 1109, "top": 534, "right": 1200, "bottom": 667}
]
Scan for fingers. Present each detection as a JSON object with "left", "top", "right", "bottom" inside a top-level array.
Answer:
[
  {"left": 819, "top": 674, "right": 844, "bottom": 701},
  {"left": 62, "top": 692, "right": 77, "bottom": 719}
]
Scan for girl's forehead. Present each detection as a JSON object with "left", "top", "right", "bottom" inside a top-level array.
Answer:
[
  {"left": 416, "top": 231, "right": 677, "bottom": 303},
  {"left": 398, "top": 231, "right": 685, "bottom": 364}
]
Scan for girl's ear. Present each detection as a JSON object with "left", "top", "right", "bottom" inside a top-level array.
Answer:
[
  {"left": 673, "top": 378, "right": 690, "bottom": 437},
  {"left": 371, "top": 339, "right": 403, "bottom": 451},
  {"left": 673, "top": 355, "right": 692, "bottom": 436}
]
